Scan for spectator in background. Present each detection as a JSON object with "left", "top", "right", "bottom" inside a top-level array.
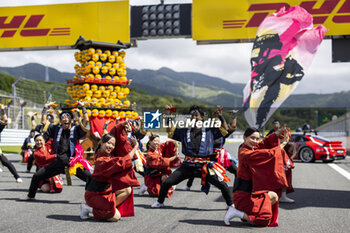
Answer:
[
  {"left": 266, "top": 120, "right": 280, "bottom": 136},
  {"left": 22, "top": 130, "right": 35, "bottom": 172}
]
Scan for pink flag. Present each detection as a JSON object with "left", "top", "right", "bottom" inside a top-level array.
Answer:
[{"left": 242, "top": 6, "right": 327, "bottom": 129}]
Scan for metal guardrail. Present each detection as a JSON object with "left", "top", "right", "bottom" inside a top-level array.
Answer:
[{"left": 0, "top": 129, "right": 30, "bottom": 146}]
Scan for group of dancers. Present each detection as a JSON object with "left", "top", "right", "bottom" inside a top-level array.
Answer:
[{"left": 0, "top": 102, "right": 296, "bottom": 227}]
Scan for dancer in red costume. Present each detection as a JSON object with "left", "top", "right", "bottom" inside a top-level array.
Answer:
[
  {"left": 225, "top": 126, "right": 290, "bottom": 227},
  {"left": 81, "top": 133, "right": 140, "bottom": 221},
  {"left": 139, "top": 134, "right": 180, "bottom": 197},
  {"left": 32, "top": 134, "right": 62, "bottom": 193}
]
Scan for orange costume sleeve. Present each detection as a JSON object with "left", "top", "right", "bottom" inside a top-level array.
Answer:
[
  {"left": 233, "top": 134, "right": 288, "bottom": 227},
  {"left": 108, "top": 124, "right": 140, "bottom": 190},
  {"left": 146, "top": 149, "right": 171, "bottom": 174},
  {"left": 240, "top": 133, "right": 288, "bottom": 192},
  {"left": 159, "top": 140, "right": 181, "bottom": 168}
]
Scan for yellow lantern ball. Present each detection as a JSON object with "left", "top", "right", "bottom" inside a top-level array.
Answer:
[
  {"left": 99, "top": 85, "right": 105, "bottom": 91},
  {"left": 93, "top": 90, "right": 101, "bottom": 98},
  {"left": 95, "top": 49, "right": 102, "bottom": 54},
  {"left": 114, "top": 99, "right": 122, "bottom": 106},
  {"left": 91, "top": 85, "right": 98, "bottom": 92},
  {"left": 82, "top": 83, "right": 90, "bottom": 91},
  {"left": 95, "top": 74, "right": 102, "bottom": 81},
  {"left": 86, "top": 74, "right": 94, "bottom": 81},
  {"left": 99, "top": 110, "right": 106, "bottom": 118},
  {"left": 84, "top": 54, "right": 91, "bottom": 61},
  {"left": 110, "top": 91, "right": 117, "bottom": 99},
  {"left": 133, "top": 112, "right": 139, "bottom": 120},
  {"left": 103, "top": 90, "right": 110, "bottom": 98},
  {"left": 114, "top": 86, "right": 121, "bottom": 92},
  {"left": 105, "top": 85, "right": 113, "bottom": 91},
  {"left": 86, "top": 90, "right": 93, "bottom": 97},
  {"left": 116, "top": 56, "right": 123, "bottom": 63},
  {"left": 74, "top": 52, "right": 81, "bottom": 62},
  {"left": 125, "top": 111, "right": 132, "bottom": 119},
  {"left": 119, "top": 50, "right": 126, "bottom": 57},
  {"left": 92, "top": 109, "right": 99, "bottom": 117},
  {"left": 86, "top": 109, "right": 91, "bottom": 117},
  {"left": 120, "top": 76, "right": 127, "bottom": 81},
  {"left": 112, "top": 110, "right": 119, "bottom": 118},
  {"left": 92, "top": 66, "right": 100, "bottom": 74},
  {"left": 84, "top": 96, "right": 91, "bottom": 102},
  {"left": 100, "top": 53, "right": 107, "bottom": 62},
  {"left": 109, "top": 68, "right": 116, "bottom": 76},
  {"left": 99, "top": 97, "right": 106, "bottom": 103},
  {"left": 105, "top": 109, "right": 112, "bottom": 117},
  {"left": 91, "top": 98, "right": 98, "bottom": 104},
  {"left": 112, "top": 51, "right": 118, "bottom": 56},
  {"left": 108, "top": 55, "right": 116, "bottom": 63},
  {"left": 92, "top": 54, "right": 99, "bottom": 62},
  {"left": 88, "top": 61, "right": 95, "bottom": 68},
  {"left": 112, "top": 76, "right": 120, "bottom": 82},
  {"left": 67, "top": 86, "right": 73, "bottom": 94},
  {"left": 117, "top": 69, "right": 124, "bottom": 77},
  {"left": 123, "top": 100, "right": 131, "bottom": 108},
  {"left": 65, "top": 99, "right": 71, "bottom": 106},
  {"left": 104, "top": 76, "right": 112, "bottom": 82},
  {"left": 123, "top": 87, "right": 130, "bottom": 95},
  {"left": 112, "top": 63, "right": 119, "bottom": 69},
  {"left": 117, "top": 92, "right": 125, "bottom": 99},
  {"left": 101, "top": 66, "right": 109, "bottom": 74},
  {"left": 104, "top": 50, "right": 111, "bottom": 56},
  {"left": 95, "top": 62, "right": 102, "bottom": 68},
  {"left": 119, "top": 111, "right": 126, "bottom": 119},
  {"left": 88, "top": 48, "right": 95, "bottom": 55},
  {"left": 105, "top": 62, "right": 112, "bottom": 69}
]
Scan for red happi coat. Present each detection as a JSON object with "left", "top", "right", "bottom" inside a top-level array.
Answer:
[
  {"left": 233, "top": 133, "right": 289, "bottom": 227},
  {"left": 283, "top": 143, "right": 295, "bottom": 194},
  {"left": 109, "top": 123, "right": 140, "bottom": 190},
  {"left": 144, "top": 141, "right": 179, "bottom": 197},
  {"left": 33, "top": 139, "right": 62, "bottom": 193},
  {"left": 85, "top": 151, "right": 135, "bottom": 219}
]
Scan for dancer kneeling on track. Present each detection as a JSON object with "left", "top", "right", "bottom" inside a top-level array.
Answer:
[
  {"left": 138, "top": 134, "right": 180, "bottom": 197},
  {"left": 81, "top": 133, "right": 139, "bottom": 221},
  {"left": 225, "top": 126, "right": 291, "bottom": 227},
  {"left": 32, "top": 134, "right": 63, "bottom": 193}
]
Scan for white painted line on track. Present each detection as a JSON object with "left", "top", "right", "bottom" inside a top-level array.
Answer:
[{"left": 328, "top": 163, "right": 350, "bottom": 181}]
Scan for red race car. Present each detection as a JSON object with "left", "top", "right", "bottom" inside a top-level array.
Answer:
[{"left": 290, "top": 132, "right": 346, "bottom": 163}]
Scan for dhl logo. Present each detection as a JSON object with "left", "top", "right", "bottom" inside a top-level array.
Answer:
[
  {"left": 223, "top": 0, "right": 350, "bottom": 29},
  {"left": 0, "top": 14, "right": 70, "bottom": 38}
]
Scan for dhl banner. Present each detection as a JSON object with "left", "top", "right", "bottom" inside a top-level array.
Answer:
[
  {"left": 193, "top": 0, "right": 350, "bottom": 41},
  {"left": 0, "top": 1, "right": 129, "bottom": 50}
]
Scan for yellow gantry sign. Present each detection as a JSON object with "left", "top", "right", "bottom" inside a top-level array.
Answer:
[
  {"left": 0, "top": 0, "right": 129, "bottom": 50},
  {"left": 193, "top": 0, "right": 350, "bottom": 42}
]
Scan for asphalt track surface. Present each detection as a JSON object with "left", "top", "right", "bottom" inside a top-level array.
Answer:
[{"left": 1, "top": 143, "right": 350, "bottom": 233}]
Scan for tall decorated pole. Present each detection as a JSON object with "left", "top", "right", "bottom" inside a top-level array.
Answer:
[{"left": 65, "top": 38, "right": 139, "bottom": 142}]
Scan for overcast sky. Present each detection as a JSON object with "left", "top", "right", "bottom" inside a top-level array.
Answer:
[{"left": 0, "top": 0, "right": 349, "bottom": 94}]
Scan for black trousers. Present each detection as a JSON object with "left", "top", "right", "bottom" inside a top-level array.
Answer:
[
  {"left": 28, "top": 157, "right": 91, "bottom": 198},
  {"left": 186, "top": 163, "right": 237, "bottom": 187},
  {"left": 158, "top": 165, "right": 233, "bottom": 206},
  {"left": 0, "top": 154, "right": 20, "bottom": 179}
]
